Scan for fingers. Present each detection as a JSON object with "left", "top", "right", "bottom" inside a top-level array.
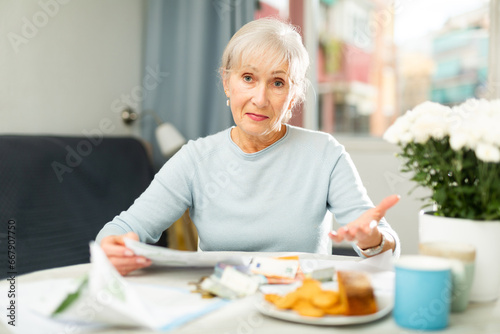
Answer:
[
  {"left": 123, "top": 231, "right": 140, "bottom": 241},
  {"left": 329, "top": 221, "right": 376, "bottom": 243},
  {"left": 329, "top": 195, "right": 399, "bottom": 249},
  {"left": 329, "top": 225, "right": 359, "bottom": 243},
  {"left": 101, "top": 243, "right": 133, "bottom": 258},
  {"left": 101, "top": 232, "right": 140, "bottom": 255},
  {"left": 374, "top": 194, "right": 400, "bottom": 220},
  {"left": 329, "top": 222, "right": 381, "bottom": 251},
  {"left": 106, "top": 232, "right": 139, "bottom": 247},
  {"left": 100, "top": 232, "right": 151, "bottom": 275},
  {"left": 328, "top": 216, "right": 378, "bottom": 243},
  {"left": 101, "top": 236, "right": 132, "bottom": 257},
  {"left": 109, "top": 256, "right": 152, "bottom": 276},
  {"left": 328, "top": 230, "right": 342, "bottom": 243}
]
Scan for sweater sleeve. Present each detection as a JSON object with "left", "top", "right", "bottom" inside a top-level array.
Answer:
[
  {"left": 95, "top": 145, "right": 194, "bottom": 244},
  {"left": 327, "top": 147, "right": 401, "bottom": 258}
]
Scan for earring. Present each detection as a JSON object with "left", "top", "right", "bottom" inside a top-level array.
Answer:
[{"left": 226, "top": 99, "right": 230, "bottom": 106}]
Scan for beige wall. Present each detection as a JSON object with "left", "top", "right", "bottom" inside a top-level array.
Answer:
[{"left": 0, "top": 0, "right": 145, "bottom": 136}]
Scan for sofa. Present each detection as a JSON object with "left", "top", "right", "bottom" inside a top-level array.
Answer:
[{"left": 0, "top": 135, "right": 157, "bottom": 277}]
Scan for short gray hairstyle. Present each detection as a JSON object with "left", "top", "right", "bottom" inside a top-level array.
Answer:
[{"left": 220, "top": 18, "right": 310, "bottom": 112}]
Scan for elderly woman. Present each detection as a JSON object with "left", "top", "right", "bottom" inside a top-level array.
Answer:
[{"left": 97, "top": 18, "right": 401, "bottom": 275}]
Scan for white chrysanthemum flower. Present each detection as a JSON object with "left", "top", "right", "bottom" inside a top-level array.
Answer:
[
  {"left": 385, "top": 99, "right": 499, "bottom": 152},
  {"left": 489, "top": 99, "right": 500, "bottom": 116},
  {"left": 409, "top": 108, "right": 451, "bottom": 143},
  {"left": 457, "top": 98, "right": 492, "bottom": 115},
  {"left": 431, "top": 126, "right": 447, "bottom": 140},
  {"left": 383, "top": 126, "right": 400, "bottom": 144},
  {"left": 467, "top": 120, "right": 488, "bottom": 149},
  {"left": 449, "top": 132, "right": 470, "bottom": 151},
  {"left": 411, "top": 101, "right": 449, "bottom": 115},
  {"left": 404, "top": 109, "right": 418, "bottom": 123},
  {"left": 410, "top": 121, "right": 431, "bottom": 144},
  {"left": 447, "top": 108, "right": 467, "bottom": 131},
  {"left": 399, "top": 131, "right": 414, "bottom": 144},
  {"left": 448, "top": 111, "right": 486, "bottom": 150},
  {"left": 480, "top": 114, "right": 500, "bottom": 146},
  {"left": 383, "top": 114, "right": 412, "bottom": 144},
  {"left": 475, "top": 143, "right": 500, "bottom": 163}
]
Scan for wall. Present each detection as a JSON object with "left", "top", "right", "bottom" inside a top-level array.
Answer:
[
  {"left": 336, "top": 136, "right": 431, "bottom": 255},
  {"left": 0, "top": 0, "right": 145, "bottom": 136}
]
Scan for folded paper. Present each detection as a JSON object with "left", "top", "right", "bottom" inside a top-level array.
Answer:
[{"left": 2, "top": 243, "right": 229, "bottom": 332}]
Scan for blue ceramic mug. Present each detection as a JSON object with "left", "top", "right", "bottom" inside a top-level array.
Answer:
[
  {"left": 394, "top": 255, "right": 452, "bottom": 331},
  {"left": 419, "top": 242, "right": 475, "bottom": 312}
]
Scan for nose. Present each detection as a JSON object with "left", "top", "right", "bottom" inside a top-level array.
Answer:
[{"left": 251, "top": 83, "right": 269, "bottom": 109}]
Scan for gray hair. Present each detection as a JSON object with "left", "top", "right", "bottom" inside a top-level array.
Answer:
[{"left": 220, "top": 18, "right": 310, "bottom": 113}]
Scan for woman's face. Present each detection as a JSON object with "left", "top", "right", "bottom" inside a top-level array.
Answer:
[{"left": 223, "top": 59, "right": 294, "bottom": 138}]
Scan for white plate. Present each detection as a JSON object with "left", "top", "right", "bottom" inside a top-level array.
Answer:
[{"left": 254, "top": 291, "right": 393, "bottom": 326}]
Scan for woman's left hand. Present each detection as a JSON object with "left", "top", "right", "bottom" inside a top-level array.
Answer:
[{"left": 328, "top": 194, "right": 400, "bottom": 251}]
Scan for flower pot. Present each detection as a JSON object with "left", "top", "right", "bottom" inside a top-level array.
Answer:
[{"left": 419, "top": 211, "right": 500, "bottom": 302}]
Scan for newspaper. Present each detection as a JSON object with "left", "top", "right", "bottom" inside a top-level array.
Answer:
[
  {"left": 124, "top": 238, "right": 253, "bottom": 267},
  {"left": 1, "top": 243, "right": 229, "bottom": 333}
]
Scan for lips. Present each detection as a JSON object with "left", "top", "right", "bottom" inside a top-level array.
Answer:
[{"left": 246, "top": 113, "right": 269, "bottom": 121}]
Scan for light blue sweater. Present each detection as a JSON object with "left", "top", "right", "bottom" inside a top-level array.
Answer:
[{"left": 96, "top": 125, "right": 400, "bottom": 257}]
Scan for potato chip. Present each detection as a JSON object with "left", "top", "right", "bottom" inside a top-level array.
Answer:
[
  {"left": 274, "top": 290, "right": 300, "bottom": 309},
  {"left": 294, "top": 279, "right": 322, "bottom": 299},
  {"left": 265, "top": 272, "right": 376, "bottom": 317},
  {"left": 264, "top": 279, "right": 341, "bottom": 318},
  {"left": 264, "top": 293, "right": 281, "bottom": 304},
  {"left": 323, "top": 302, "right": 347, "bottom": 316},
  {"left": 293, "top": 300, "right": 325, "bottom": 318},
  {"left": 311, "top": 290, "right": 339, "bottom": 309}
]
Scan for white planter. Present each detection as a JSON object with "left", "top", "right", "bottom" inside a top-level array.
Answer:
[{"left": 419, "top": 211, "right": 500, "bottom": 302}]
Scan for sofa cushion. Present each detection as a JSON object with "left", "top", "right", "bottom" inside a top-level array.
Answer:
[{"left": 0, "top": 135, "right": 154, "bottom": 276}]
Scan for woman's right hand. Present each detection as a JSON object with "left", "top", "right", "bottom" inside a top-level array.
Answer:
[{"left": 100, "top": 232, "right": 152, "bottom": 276}]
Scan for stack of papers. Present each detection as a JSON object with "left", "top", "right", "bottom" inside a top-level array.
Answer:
[{"left": 0, "top": 243, "right": 229, "bottom": 333}]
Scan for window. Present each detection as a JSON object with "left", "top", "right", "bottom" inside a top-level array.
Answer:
[{"left": 256, "top": 0, "right": 496, "bottom": 136}]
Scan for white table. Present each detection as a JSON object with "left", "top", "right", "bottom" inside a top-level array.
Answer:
[{"left": 1, "top": 253, "right": 499, "bottom": 334}]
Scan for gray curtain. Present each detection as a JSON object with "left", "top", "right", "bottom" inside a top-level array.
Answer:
[{"left": 141, "top": 0, "right": 256, "bottom": 169}]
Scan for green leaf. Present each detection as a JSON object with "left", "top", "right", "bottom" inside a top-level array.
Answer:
[
  {"left": 391, "top": 133, "right": 500, "bottom": 220},
  {"left": 52, "top": 275, "right": 89, "bottom": 316}
]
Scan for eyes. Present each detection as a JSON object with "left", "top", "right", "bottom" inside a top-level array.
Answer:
[
  {"left": 242, "top": 74, "right": 286, "bottom": 90},
  {"left": 274, "top": 81, "right": 285, "bottom": 88}
]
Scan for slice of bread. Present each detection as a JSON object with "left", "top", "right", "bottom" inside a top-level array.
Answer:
[{"left": 337, "top": 271, "right": 378, "bottom": 316}]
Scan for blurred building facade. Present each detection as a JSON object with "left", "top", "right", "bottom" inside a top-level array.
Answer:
[
  {"left": 317, "top": 0, "right": 397, "bottom": 136},
  {"left": 397, "top": 45, "right": 435, "bottom": 114},
  {"left": 430, "top": 6, "right": 489, "bottom": 105}
]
